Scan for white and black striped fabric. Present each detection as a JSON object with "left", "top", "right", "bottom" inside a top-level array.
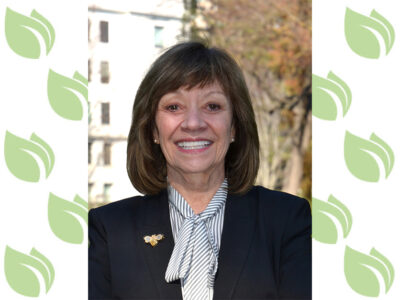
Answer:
[{"left": 165, "top": 179, "right": 228, "bottom": 300}]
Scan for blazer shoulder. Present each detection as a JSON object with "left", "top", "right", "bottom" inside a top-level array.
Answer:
[
  {"left": 89, "top": 193, "right": 154, "bottom": 223},
  {"left": 251, "top": 185, "right": 309, "bottom": 206},
  {"left": 249, "top": 185, "right": 310, "bottom": 221}
]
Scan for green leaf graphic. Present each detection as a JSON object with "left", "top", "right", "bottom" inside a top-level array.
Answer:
[
  {"left": 30, "top": 248, "right": 55, "bottom": 292},
  {"left": 370, "top": 248, "right": 395, "bottom": 293},
  {"left": 345, "top": 8, "right": 395, "bottom": 58},
  {"left": 4, "top": 131, "right": 55, "bottom": 182},
  {"left": 30, "top": 133, "right": 55, "bottom": 178},
  {"left": 30, "top": 10, "right": 55, "bottom": 54},
  {"left": 47, "top": 69, "right": 89, "bottom": 120},
  {"left": 312, "top": 71, "right": 351, "bottom": 120},
  {"left": 48, "top": 193, "right": 88, "bottom": 244},
  {"left": 369, "top": 133, "right": 395, "bottom": 178},
  {"left": 4, "top": 246, "right": 55, "bottom": 297},
  {"left": 312, "top": 195, "right": 352, "bottom": 244},
  {"left": 5, "top": 8, "right": 55, "bottom": 58},
  {"left": 344, "top": 131, "right": 394, "bottom": 182},
  {"left": 370, "top": 10, "right": 395, "bottom": 54},
  {"left": 73, "top": 71, "right": 89, "bottom": 86},
  {"left": 345, "top": 246, "right": 394, "bottom": 297}
]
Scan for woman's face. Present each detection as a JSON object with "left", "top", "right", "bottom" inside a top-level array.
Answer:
[{"left": 154, "top": 82, "right": 235, "bottom": 179}]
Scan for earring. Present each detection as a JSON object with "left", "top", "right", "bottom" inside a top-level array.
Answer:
[
  {"left": 231, "top": 137, "right": 235, "bottom": 143},
  {"left": 154, "top": 139, "right": 158, "bottom": 144}
]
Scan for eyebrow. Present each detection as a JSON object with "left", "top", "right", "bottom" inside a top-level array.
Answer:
[{"left": 159, "top": 92, "right": 180, "bottom": 102}]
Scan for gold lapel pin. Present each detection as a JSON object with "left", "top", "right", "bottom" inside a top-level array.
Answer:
[{"left": 144, "top": 234, "right": 164, "bottom": 247}]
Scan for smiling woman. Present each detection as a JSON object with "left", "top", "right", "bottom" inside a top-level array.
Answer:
[{"left": 89, "top": 42, "right": 311, "bottom": 300}]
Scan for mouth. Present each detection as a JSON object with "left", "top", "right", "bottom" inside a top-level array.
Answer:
[{"left": 176, "top": 140, "right": 213, "bottom": 150}]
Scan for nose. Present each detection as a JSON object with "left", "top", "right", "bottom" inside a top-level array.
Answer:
[{"left": 181, "top": 107, "right": 207, "bottom": 131}]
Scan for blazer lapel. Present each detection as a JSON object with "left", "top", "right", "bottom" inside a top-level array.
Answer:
[
  {"left": 137, "top": 190, "right": 182, "bottom": 299},
  {"left": 214, "top": 190, "right": 257, "bottom": 299}
]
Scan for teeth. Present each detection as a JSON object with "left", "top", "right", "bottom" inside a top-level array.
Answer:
[{"left": 177, "top": 141, "right": 211, "bottom": 149}]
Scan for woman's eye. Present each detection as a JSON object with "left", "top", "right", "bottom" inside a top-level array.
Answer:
[
  {"left": 166, "top": 104, "right": 179, "bottom": 112},
  {"left": 207, "top": 103, "right": 221, "bottom": 111}
]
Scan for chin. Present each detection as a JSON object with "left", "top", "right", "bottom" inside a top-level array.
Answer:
[
  {"left": 175, "top": 161, "right": 216, "bottom": 175},
  {"left": 179, "top": 166, "right": 212, "bottom": 175}
]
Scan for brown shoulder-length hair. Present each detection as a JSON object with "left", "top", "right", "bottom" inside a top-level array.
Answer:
[{"left": 127, "top": 41, "right": 259, "bottom": 195}]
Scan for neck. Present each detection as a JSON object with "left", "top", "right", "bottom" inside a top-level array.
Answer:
[{"left": 167, "top": 168, "right": 225, "bottom": 214}]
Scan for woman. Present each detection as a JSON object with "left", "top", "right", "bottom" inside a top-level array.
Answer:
[{"left": 89, "top": 42, "right": 311, "bottom": 300}]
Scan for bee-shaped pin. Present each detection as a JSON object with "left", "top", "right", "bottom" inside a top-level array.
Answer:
[{"left": 144, "top": 234, "right": 164, "bottom": 247}]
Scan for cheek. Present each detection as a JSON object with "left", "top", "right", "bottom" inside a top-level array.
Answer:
[
  {"left": 223, "top": 116, "right": 234, "bottom": 136},
  {"left": 155, "top": 114, "right": 176, "bottom": 141},
  {"left": 215, "top": 121, "right": 233, "bottom": 144}
]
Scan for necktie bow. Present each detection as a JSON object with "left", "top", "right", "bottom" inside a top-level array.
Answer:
[{"left": 165, "top": 191, "right": 225, "bottom": 289}]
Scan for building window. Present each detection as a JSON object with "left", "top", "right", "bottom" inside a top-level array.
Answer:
[
  {"left": 100, "top": 61, "right": 109, "bottom": 83},
  {"left": 103, "top": 142, "right": 111, "bottom": 165},
  {"left": 103, "top": 183, "right": 112, "bottom": 202},
  {"left": 101, "top": 102, "right": 110, "bottom": 124},
  {"left": 154, "top": 26, "right": 164, "bottom": 48},
  {"left": 100, "top": 21, "right": 108, "bottom": 43},
  {"left": 88, "top": 142, "right": 92, "bottom": 164}
]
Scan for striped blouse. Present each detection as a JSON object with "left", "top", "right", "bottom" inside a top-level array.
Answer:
[{"left": 167, "top": 179, "right": 228, "bottom": 300}]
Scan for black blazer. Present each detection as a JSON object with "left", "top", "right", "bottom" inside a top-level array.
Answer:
[{"left": 89, "top": 186, "right": 311, "bottom": 300}]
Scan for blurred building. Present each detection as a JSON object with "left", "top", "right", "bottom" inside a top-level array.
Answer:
[{"left": 88, "top": 0, "right": 184, "bottom": 208}]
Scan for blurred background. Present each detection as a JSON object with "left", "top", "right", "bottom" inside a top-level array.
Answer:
[{"left": 88, "top": 0, "right": 311, "bottom": 209}]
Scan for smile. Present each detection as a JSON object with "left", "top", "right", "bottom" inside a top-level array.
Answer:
[{"left": 176, "top": 140, "right": 212, "bottom": 150}]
